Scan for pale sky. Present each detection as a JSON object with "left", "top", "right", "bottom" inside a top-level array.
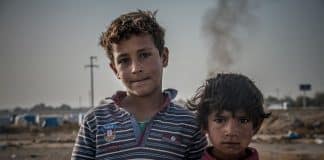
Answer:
[{"left": 1, "top": 0, "right": 324, "bottom": 109}]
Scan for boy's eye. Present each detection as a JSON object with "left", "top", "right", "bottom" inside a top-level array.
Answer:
[
  {"left": 139, "top": 52, "right": 151, "bottom": 59},
  {"left": 117, "top": 57, "right": 129, "bottom": 64},
  {"left": 239, "top": 118, "right": 250, "bottom": 124}
]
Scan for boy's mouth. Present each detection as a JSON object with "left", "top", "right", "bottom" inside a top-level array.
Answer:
[{"left": 130, "top": 77, "right": 150, "bottom": 83}]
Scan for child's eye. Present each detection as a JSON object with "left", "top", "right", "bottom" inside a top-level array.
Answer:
[
  {"left": 117, "top": 58, "right": 129, "bottom": 64},
  {"left": 213, "top": 118, "right": 225, "bottom": 124},
  {"left": 139, "top": 52, "right": 151, "bottom": 59},
  {"left": 239, "top": 118, "right": 250, "bottom": 124}
]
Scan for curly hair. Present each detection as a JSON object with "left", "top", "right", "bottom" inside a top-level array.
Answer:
[
  {"left": 99, "top": 10, "right": 165, "bottom": 62},
  {"left": 187, "top": 73, "right": 270, "bottom": 132}
]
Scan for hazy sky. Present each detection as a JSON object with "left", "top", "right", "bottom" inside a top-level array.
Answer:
[{"left": 1, "top": 0, "right": 324, "bottom": 109}]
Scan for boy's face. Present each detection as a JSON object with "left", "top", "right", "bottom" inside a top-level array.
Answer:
[
  {"left": 110, "top": 34, "right": 168, "bottom": 97},
  {"left": 205, "top": 110, "right": 256, "bottom": 159}
]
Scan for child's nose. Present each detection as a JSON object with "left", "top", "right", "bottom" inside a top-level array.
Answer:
[
  {"left": 224, "top": 119, "right": 239, "bottom": 136},
  {"left": 131, "top": 60, "right": 143, "bottom": 73}
]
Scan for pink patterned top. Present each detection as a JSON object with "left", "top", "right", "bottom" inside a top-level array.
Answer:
[{"left": 201, "top": 147, "right": 259, "bottom": 160}]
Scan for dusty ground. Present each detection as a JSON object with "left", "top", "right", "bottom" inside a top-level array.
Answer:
[
  {"left": 1, "top": 108, "right": 324, "bottom": 160},
  {"left": 253, "top": 108, "right": 324, "bottom": 160},
  {"left": 0, "top": 124, "right": 78, "bottom": 160}
]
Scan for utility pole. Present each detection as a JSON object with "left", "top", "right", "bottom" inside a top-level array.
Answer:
[
  {"left": 302, "top": 90, "right": 307, "bottom": 108},
  {"left": 275, "top": 88, "right": 280, "bottom": 99},
  {"left": 85, "top": 56, "right": 99, "bottom": 107},
  {"left": 79, "top": 96, "right": 82, "bottom": 107}
]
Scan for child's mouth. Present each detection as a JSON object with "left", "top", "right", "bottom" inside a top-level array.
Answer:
[
  {"left": 131, "top": 77, "right": 150, "bottom": 83},
  {"left": 221, "top": 142, "right": 240, "bottom": 145},
  {"left": 221, "top": 142, "right": 240, "bottom": 149},
  {"left": 130, "top": 77, "right": 150, "bottom": 86}
]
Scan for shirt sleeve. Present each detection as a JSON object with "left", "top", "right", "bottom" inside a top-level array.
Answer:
[
  {"left": 186, "top": 127, "right": 208, "bottom": 159},
  {"left": 71, "top": 114, "right": 96, "bottom": 160}
]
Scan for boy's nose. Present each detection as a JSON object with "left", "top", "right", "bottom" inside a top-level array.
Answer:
[
  {"left": 224, "top": 119, "right": 239, "bottom": 136},
  {"left": 131, "top": 60, "right": 143, "bottom": 73}
]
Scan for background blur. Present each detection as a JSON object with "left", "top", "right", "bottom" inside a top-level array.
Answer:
[
  {"left": 1, "top": 0, "right": 323, "bottom": 109},
  {"left": 1, "top": 1, "right": 324, "bottom": 160}
]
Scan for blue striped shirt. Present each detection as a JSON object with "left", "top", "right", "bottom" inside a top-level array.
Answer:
[{"left": 71, "top": 89, "right": 207, "bottom": 160}]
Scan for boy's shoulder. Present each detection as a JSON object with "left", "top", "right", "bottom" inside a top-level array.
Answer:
[
  {"left": 162, "top": 102, "right": 199, "bottom": 128},
  {"left": 82, "top": 102, "right": 117, "bottom": 120},
  {"left": 168, "top": 102, "right": 195, "bottom": 116},
  {"left": 82, "top": 90, "right": 127, "bottom": 119},
  {"left": 164, "top": 88, "right": 196, "bottom": 117}
]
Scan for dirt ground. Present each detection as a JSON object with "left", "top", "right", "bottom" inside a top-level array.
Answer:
[
  {"left": 1, "top": 108, "right": 324, "bottom": 160},
  {"left": 0, "top": 124, "right": 78, "bottom": 160}
]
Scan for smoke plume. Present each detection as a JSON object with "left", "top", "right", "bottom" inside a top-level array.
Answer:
[{"left": 203, "top": 0, "right": 257, "bottom": 76}]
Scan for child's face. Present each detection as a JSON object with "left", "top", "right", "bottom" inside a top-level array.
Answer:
[
  {"left": 110, "top": 34, "right": 168, "bottom": 97},
  {"left": 205, "top": 110, "right": 256, "bottom": 159}
]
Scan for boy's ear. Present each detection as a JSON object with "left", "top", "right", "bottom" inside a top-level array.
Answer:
[
  {"left": 161, "top": 47, "right": 169, "bottom": 67},
  {"left": 109, "top": 63, "right": 120, "bottom": 79}
]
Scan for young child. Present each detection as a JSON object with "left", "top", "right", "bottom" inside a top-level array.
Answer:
[
  {"left": 188, "top": 73, "right": 270, "bottom": 160},
  {"left": 71, "top": 10, "right": 207, "bottom": 159}
]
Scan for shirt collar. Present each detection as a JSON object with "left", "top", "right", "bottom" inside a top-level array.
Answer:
[{"left": 105, "top": 88, "right": 178, "bottom": 106}]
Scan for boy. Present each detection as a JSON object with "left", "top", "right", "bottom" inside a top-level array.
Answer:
[
  {"left": 188, "top": 73, "right": 270, "bottom": 160},
  {"left": 71, "top": 10, "right": 207, "bottom": 160}
]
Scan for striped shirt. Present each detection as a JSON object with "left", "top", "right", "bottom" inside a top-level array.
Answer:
[{"left": 71, "top": 89, "right": 207, "bottom": 160}]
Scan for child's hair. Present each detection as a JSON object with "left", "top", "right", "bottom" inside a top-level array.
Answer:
[
  {"left": 99, "top": 10, "right": 165, "bottom": 62},
  {"left": 187, "top": 73, "right": 270, "bottom": 132}
]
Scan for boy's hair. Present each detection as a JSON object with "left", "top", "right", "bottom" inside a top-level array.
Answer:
[
  {"left": 99, "top": 10, "right": 165, "bottom": 62},
  {"left": 187, "top": 73, "right": 270, "bottom": 132}
]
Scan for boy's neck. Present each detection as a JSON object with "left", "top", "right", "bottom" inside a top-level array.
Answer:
[{"left": 122, "top": 90, "right": 165, "bottom": 122}]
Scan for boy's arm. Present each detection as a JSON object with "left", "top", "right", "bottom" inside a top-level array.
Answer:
[
  {"left": 186, "top": 128, "right": 208, "bottom": 160},
  {"left": 71, "top": 115, "right": 96, "bottom": 160}
]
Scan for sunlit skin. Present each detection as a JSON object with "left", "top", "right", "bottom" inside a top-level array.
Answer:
[
  {"left": 205, "top": 110, "right": 257, "bottom": 160},
  {"left": 110, "top": 34, "right": 168, "bottom": 98},
  {"left": 108, "top": 34, "right": 169, "bottom": 122}
]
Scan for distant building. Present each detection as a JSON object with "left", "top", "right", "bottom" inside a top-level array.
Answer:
[
  {"left": 0, "top": 115, "right": 11, "bottom": 127},
  {"left": 14, "top": 114, "right": 37, "bottom": 126},
  {"left": 41, "top": 117, "right": 62, "bottom": 128},
  {"left": 64, "top": 113, "right": 85, "bottom": 125},
  {"left": 267, "top": 102, "right": 288, "bottom": 110},
  {"left": 37, "top": 115, "right": 63, "bottom": 128}
]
